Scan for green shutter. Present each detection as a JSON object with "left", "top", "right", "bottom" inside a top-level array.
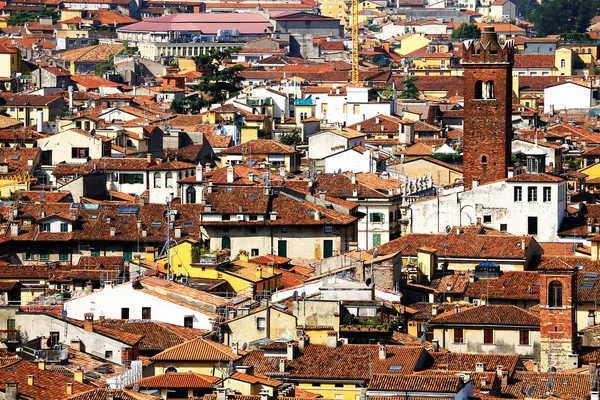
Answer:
[
  {"left": 128, "top": 174, "right": 135, "bottom": 184},
  {"left": 380, "top": 213, "right": 385, "bottom": 222},
  {"left": 369, "top": 213, "right": 374, "bottom": 222},
  {"left": 118, "top": 174, "right": 123, "bottom": 184},
  {"left": 373, "top": 234, "right": 381, "bottom": 247},
  {"left": 139, "top": 174, "right": 144, "bottom": 184}
]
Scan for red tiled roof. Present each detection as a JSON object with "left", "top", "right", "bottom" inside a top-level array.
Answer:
[
  {"left": 465, "top": 271, "right": 540, "bottom": 300},
  {"left": 0, "top": 359, "right": 91, "bottom": 400},
  {"left": 432, "top": 304, "right": 540, "bottom": 326},
  {"left": 230, "top": 371, "right": 283, "bottom": 386},
  {"left": 150, "top": 338, "right": 245, "bottom": 362},
  {"left": 513, "top": 54, "right": 556, "bottom": 69},
  {"left": 129, "top": 372, "right": 219, "bottom": 389},
  {"left": 221, "top": 139, "right": 296, "bottom": 155},
  {"left": 60, "top": 44, "right": 124, "bottom": 63},
  {"left": 368, "top": 374, "right": 462, "bottom": 393},
  {"left": 505, "top": 173, "right": 564, "bottom": 182}
]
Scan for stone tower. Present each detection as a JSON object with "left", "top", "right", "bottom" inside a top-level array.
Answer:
[
  {"left": 462, "top": 26, "right": 514, "bottom": 189},
  {"left": 538, "top": 259, "right": 577, "bottom": 372}
]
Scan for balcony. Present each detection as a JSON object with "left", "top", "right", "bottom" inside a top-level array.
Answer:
[{"left": 191, "top": 249, "right": 230, "bottom": 265}]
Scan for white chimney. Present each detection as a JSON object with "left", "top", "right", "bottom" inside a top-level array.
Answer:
[
  {"left": 475, "top": 362, "right": 484, "bottom": 372},
  {"left": 36, "top": 110, "right": 44, "bottom": 133},
  {"left": 68, "top": 85, "right": 74, "bottom": 110},
  {"left": 352, "top": 189, "right": 358, "bottom": 197},
  {"left": 195, "top": 164, "right": 203, "bottom": 181},
  {"left": 350, "top": 173, "right": 356, "bottom": 184},
  {"left": 227, "top": 164, "right": 234, "bottom": 183},
  {"left": 431, "top": 303, "right": 438, "bottom": 316},
  {"left": 10, "top": 223, "right": 18, "bottom": 237},
  {"left": 314, "top": 210, "right": 320, "bottom": 221},
  {"left": 110, "top": 227, "right": 116, "bottom": 237},
  {"left": 472, "top": 179, "right": 479, "bottom": 188},
  {"left": 378, "top": 344, "right": 387, "bottom": 360},
  {"left": 286, "top": 342, "right": 295, "bottom": 361}
]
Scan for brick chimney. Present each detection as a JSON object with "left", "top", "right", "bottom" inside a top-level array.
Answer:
[{"left": 83, "top": 313, "right": 94, "bottom": 332}]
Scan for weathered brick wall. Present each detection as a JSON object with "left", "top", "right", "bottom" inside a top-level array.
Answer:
[{"left": 462, "top": 27, "right": 514, "bottom": 189}]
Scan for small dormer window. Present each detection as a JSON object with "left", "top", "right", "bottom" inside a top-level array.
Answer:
[{"left": 39, "top": 223, "right": 50, "bottom": 232}]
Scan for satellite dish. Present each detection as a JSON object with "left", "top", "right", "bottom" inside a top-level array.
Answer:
[
  {"left": 419, "top": 334, "right": 426, "bottom": 344},
  {"left": 61, "top": 310, "right": 67, "bottom": 318},
  {"left": 445, "top": 225, "right": 452, "bottom": 234},
  {"left": 301, "top": 291, "right": 306, "bottom": 300},
  {"left": 241, "top": 342, "right": 248, "bottom": 351},
  {"left": 373, "top": 248, "right": 379, "bottom": 259},
  {"left": 292, "top": 290, "right": 298, "bottom": 301},
  {"left": 132, "top": 384, "right": 140, "bottom": 392},
  {"left": 366, "top": 277, "right": 372, "bottom": 286},
  {"left": 338, "top": 168, "right": 342, "bottom": 174},
  {"left": 527, "top": 385, "right": 535, "bottom": 397}
]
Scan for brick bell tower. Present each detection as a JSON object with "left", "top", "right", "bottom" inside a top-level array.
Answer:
[
  {"left": 462, "top": 26, "right": 514, "bottom": 189},
  {"left": 538, "top": 260, "right": 577, "bottom": 372}
]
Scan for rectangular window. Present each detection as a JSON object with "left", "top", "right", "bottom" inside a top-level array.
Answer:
[
  {"left": 370, "top": 213, "right": 384, "bottom": 223},
  {"left": 543, "top": 186, "right": 551, "bottom": 202},
  {"left": 59, "top": 245, "right": 69, "bottom": 261},
  {"left": 528, "top": 187, "right": 537, "bottom": 202},
  {"left": 483, "top": 215, "right": 491, "bottom": 223},
  {"left": 257, "top": 317, "right": 266, "bottom": 330},
  {"left": 514, "top": 186, "right": 522, "bottom": 202},
  {"left": 184, "top": 316, "right": 193, "bottom": 328},
  {"left": 324, "top": 225, "right": 333, "bottom": 233},
  {"left": 484, "top": 329, "right": 494, "bottom": 344},
  {"left": 373, "top": 233, "right": 381, "bottom": 247},
  {"left": 500, "top": 223, "right": 507, "bottom": 232},
  {"left": 454, "top": 328, "right": 464, "bottom": 343},
  {"left": 40, "top": 251, "right": 49, "bottom": 261},
  {"left": 60, "top": 223, "right": 69, "bottom": 232},
  {"left": 40, "top": 223, "right": 50, "bottom": 232},
  {"left": 353, "top": 104, "right": 360, "bottom": 114},
  {"left": 251, "top": 248, "right": 259, "bottom": 257},
  {"left": 71, "top": 147, "right": 89, "bottom": 159},
  {"left": 519, "top": 330, "right": 529, "bottom": 345},
  {"left": 105, "top": 350, "right": 113, "bottom": 359},
  {"left": 121, "top": 308, "right": 129, "bottom": 319},
  {"left": 141, "top": 307, "right": 151, "bottom": 320},
  {"left": 528, "top": 216, "right": 538, "bottom": 235}
]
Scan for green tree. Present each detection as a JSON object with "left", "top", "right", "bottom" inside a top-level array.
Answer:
[
  {"left": 529, "top": 0, "right": 600, "bottom": 37},
  {"left": 451, "top": 23, "right": 482, "bottom": 39},
  {"left": 516, "top": 0, "right": 538, "bottom": 19},
  {"left": 8, "top": 9, "right": 58, "bottom": 26},
  {"left": 400, "top": 76, "right": 419, "bottom": 99},
  {"left": 0, "top": 108, "right": 9, "bottom": 117},
  {"left": 279, "top": 130, "right": 302, "bottom": 146}
]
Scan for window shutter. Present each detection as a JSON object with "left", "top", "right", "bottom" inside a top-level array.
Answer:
[
  {"left": 369, "top": 213, "right": 373, "bottom": 222},
  {"left": 140, "top": 174, "right": 144, "bottom": 184},
  {"left": 118, "top": 174, "right": 123, "bottom": 184}
]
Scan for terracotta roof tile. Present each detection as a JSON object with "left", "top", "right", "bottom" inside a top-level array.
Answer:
[
  {"left": 129, "top": 372, "right": 219, "bottom": 389},
  {"left": 501, "top": 372, "right": 591, "bottom": 400},
  {"left": 60, "top": 44, "right": 124, "bottom": 63},
  {"left": 150, "top": 338, "right": 245, "bottom": 362},
  {"left": 368, "top": 374, "right": 462, "bottom": 393},
  {"left": 67, "top": 388, "right": 158, "bottom": 400},
  {"left": 432, "top": 304, "right": 540, "bottom": 326},
  {"left": 221, "top": 139, "right": 297, "bottom": 155},
  {"left": 465, "top": 271, "right": 540, "bottom": 300}
]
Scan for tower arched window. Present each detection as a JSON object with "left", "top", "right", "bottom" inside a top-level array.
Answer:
[
  {"left": 166, "top": 172, "right": 174, "bottom": 188},
  {"left": 548, "top": 280, "right": 563, "bottom": 308},
  {"left": 474, "top": 80, "right": 483, "bottom": 99},
  {"left": 186, "top": 186, "right": 196, "bottom": 204},
  {"left": 560, "top": 59, "right": 566, "bottom": 68},
  {"left": 484, "top": 81, "right": 494, "bottom": 99},
  {"left": 481, "top": 155, "right": 487, "bottom": 165},
  {"left": 153, "top": 172, "right": 161, "bottom": 188}
]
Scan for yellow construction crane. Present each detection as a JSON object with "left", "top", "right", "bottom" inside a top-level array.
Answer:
[{"left": 351, "top": 0, "right": 359, "bottom": 84}]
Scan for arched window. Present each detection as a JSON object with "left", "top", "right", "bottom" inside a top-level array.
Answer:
[
  {"left": 165, "top": 366, "right": 178, "bottom": 373},
  {"left": 166, "top": 172, "right": 174, "bottom": 188},
  {"left": 484, "top": 81, "right": 494, "bottom": 99},
  {"left": 186, "top": 186, "right": 196, "bottom": 204},
  {"left": 474, "top": 80, "right": 483, "bottom": 99},
  {"left": 548, "top": 281, "right": 563, "bottom": 308},
  {"left": 560, "top": 59, "right": 566, "bottom": 68},
  {"left": 481, "top": 155, "right": 487, "bottom": 165},
  {"left": 153, "top": 172, "right": 161, "bottom": 188}
]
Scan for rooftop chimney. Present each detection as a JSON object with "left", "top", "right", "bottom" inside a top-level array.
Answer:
[
  {"left": 74, "top": 368, "right": 83, "bottom": 383},
  {"left": 326, "top": 331, "right": 338, "bottom": 348},
  {"left": 475, "top": 362, "right": 484, "bottom": 373},
  {"left": 287, "top": 342, "right": 295, "bottom": 361},
  {"left": 216, "top": 388, "right": 227, "bottom": 400},
  {"left": 532, "top": 361, "right": 539, "bottom": 373},
  {"left": 38, "top": 361, "right": 45, "bottom": 370},
  {"left": 174, "top": 226, "right": 181, "bottom": 239},
  {"left": 256, "top": 267, "right": 262, "bottom": 279},
  {"left": 27, "top": 375, "right": 34, "bottom": 387},
  {"left": 227, "top": 164, "right": 234, "bottom": 183},
  {"left": 110, "top": 227, "right": 116, "bottom": 237},
  {"left": 279, "top": 358, "right": 286, "bottom": 373},
  {"left": 378, "top": 344, "right": 387, "bottom": 360},
  {"left": 196, "top": 163, "right": 203, "bottom": 181},
  {"left": 260, "top": 389, "right": 269, "bottom": 400},
  {"left": 146, "top": 153, "right": 151, "bottom": 164},
  {"left": 431, "top": 303, "right": 438, "bottom": 316},
  {"left": 36, "top": 110, "right": 44, "bottom": 134},
  {"left": 10, "top": 223, "right": 18, "bottom": 237},
  {"left": 66, "top": 383, "right": 73, "bottom": 395},
  {"left": 68, "top": 85, "right": 74, "bottom": 110},
  {"left": 350, "top": 173, "right": 356, "bottom": 184},
  {"left": 314, "top": 210, "right": 320, "bottom": 221},
  {"left": 298, "top": 335, "right": 309, "bottom": 350},
  {"left": 83, "top": 313, "right": 94, "bottom": 332},
  {"left": 232, "top": 342, "right": 239, "bottom": 355}
]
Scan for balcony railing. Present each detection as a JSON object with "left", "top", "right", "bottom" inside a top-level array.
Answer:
[{"left": 294, "top": 98, "right": 313, "bottom": 106}]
